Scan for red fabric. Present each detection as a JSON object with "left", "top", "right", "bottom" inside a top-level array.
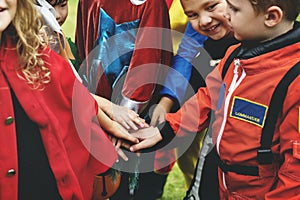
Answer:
[
  {"left": 76, "top": 0, "right": 175, "bottom": 173},
  {"left": 165, "top": 0, "right": 173, "bottom": 9},
  {"left": 75, "top": 0, "right": 172, "bottom": 102},
  {"left": 166, "top": 43, "right": 300, "bottom": 199},
  {"left": 0, "top": 40, "right": 117, "bottom": 200}
]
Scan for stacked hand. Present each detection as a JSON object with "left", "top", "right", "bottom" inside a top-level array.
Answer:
[{"left": 93, "top": 93, "right": 165, "bottom": 161}]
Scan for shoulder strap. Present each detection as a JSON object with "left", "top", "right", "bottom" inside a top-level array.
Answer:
[{"left": 258, "top": 61, "right": 300, "bottom": 164}]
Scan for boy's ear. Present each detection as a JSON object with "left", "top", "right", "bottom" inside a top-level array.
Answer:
[{"left": 264, "top": 6, "right": 283, "bottom": 27}]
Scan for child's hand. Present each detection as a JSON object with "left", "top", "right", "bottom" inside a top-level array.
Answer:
[
  {"left": 109, "top": 136, "right": 129, "bottom": 162},
  {"left": 150, "top": 103, "right": 167, "bottom": 126},
  {"left": 150, "top": 97, "right": 173, "bottom": 126},
  {"left": 129, "top": 126, "right": 163, "bottom": 152},
  {"left": 106, "top": 120, "right": 140, "bottom": 144},
  {"left": 109, "top": 104, "right": 148, "bottom": 130},
  {"left": 91, "top": 94, "right": 148, "bottom": 130}
]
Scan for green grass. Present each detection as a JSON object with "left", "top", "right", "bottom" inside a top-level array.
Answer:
[
  {"left": 162, "top": 163, "right": 186, "bottom": 200},
  {"left": 62, "top": 1, "right": 187, "bottom": 199}
]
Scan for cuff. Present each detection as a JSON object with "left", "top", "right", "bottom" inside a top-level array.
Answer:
[{"left": 119, "top": 95, "right": 149, "bottom": 113}]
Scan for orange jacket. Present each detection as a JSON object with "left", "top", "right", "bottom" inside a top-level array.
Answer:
[{"left": 166, "top": 25, "right": 300, "bottom": 199}]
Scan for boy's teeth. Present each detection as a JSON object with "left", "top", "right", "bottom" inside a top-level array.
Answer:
[{"left": 209, "top": 25, "right": 217, "bottom": 31}]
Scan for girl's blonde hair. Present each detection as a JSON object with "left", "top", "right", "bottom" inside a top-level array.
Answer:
[{"left": 6, "top": 0, "right": 51, "bottom": 89}]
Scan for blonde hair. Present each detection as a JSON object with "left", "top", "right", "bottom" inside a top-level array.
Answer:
[{"left": 8, "top": 0, "right": 51, "bottom": 89}]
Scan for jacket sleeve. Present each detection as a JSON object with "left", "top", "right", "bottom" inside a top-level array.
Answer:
[
  {"left": 160, "top": 23, "right": 207, "bottom": 103},
  {"left": 46, "top": 50, "right": 117, "bottom": 173},
  {"left": 165, "top": 86, "right": 211, "bottom": 137},
  {"left": 120, "top": 0, "right": 173, "bottom": 112},
  {"left": 165, "top": 57, "right": 226, "bottom": 136},
  {"left": 75, "top": 0, "right": 101, "bottom": 61}
]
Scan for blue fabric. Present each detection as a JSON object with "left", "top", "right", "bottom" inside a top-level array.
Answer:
[
  {"left": 231, "top": 96, "right": 267, "bottom": 127},
  {"left": 91, "top": 8, "right": 140, "bottom": 87},
  {"left": 160, "top": 22, "right": 208, "bottom": 103}
]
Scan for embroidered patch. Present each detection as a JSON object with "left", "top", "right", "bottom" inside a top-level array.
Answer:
[{"left": 230, "top": 96, "right": 268, "bottom": 127}]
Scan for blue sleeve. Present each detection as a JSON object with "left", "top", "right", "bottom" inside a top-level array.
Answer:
[{"left": 160, "top": 22, "right": 207, "bottom": 104}]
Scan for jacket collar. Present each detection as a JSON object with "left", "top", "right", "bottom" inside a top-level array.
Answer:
[{"left": 237, "top": 22, "right": 300, "bottom": 59}]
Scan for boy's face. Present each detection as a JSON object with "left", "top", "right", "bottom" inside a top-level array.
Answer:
[
  {"left": 49, "top": 0, "right": 68, "bottom": 26},
  {"left": 225, "top": 0, "right": 266, "bottom": 41},
  {"left": 180, "top": 0, "right": 232, "bottom": 40},
  {"left": 0, "top": 0, "right": 17, "bottom": 36}
]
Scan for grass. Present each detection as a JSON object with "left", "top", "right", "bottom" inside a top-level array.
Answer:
[
  {"left": 62, "top": 1, "right": 187, "bottom": 200},
  {"left": 162, "top": 163, "right": 187, "bottom": 200}
]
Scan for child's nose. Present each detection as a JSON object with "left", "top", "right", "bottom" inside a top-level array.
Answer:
[{"left": 198, "top": 14, "right": 212, "bottom": 27}]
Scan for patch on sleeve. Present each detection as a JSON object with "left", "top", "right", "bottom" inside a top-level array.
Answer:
[{"left": 230, "top": 96, "right": 268, "bottom": 127}]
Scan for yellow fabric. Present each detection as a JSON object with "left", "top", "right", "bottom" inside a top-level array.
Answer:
[
  {"left": 169, "top": 0, "right": 188, "bottom": 53},
  {"left": 176, "top": 129, "right": 206, "bottom": 189}
]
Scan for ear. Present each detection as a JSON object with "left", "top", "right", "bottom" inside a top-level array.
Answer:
[{"left": 264, "top": 6, "right": 283, "bottom": 27}]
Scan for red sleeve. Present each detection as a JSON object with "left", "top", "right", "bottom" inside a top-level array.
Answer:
[
  {"left": 75, "top": 0, "right": 101, "bottom": 61},
  {"left": 165, "top": 60, "right": 227, "bottom": 136},
  {"left": 165, "top": 87, "right": 211, "bottom": 136},
  {"left": 121, "top": 0, "right": 173, "bottom": 102}
]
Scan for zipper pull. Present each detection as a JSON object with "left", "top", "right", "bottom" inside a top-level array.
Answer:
[{"left": 234, "top": 59, "right": 240, "bottom": 67}]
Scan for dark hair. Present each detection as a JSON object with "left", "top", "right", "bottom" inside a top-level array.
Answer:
[
  {"left": 46, "top": 0, "right": 67, "bottom": 6},
  {"left": 250, "top": 0, "right": 300, "bottom": 21}
]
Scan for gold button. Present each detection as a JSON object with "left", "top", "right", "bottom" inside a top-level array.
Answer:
[
  {"left": 7, "top": 169, "right": 16, "bottom": 176},
  {"left": 5, "top": 116, "right": 14, "bottom": 125}
]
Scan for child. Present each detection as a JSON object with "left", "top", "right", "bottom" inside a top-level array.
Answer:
[
  {"left": 45, "top": 0, "right": 82, "bottom": 71},
  {"left": 0, "top": 0, "right": 139, "bottom": 199},
  {"left": 151, "top": 0, "right": 238, "bottom": 193},
  {"left": 37, "top": 0, "right": 147, "bottom": 134},
  {"left": 130, "top": 0, "right": 300, "bottom": 199}
]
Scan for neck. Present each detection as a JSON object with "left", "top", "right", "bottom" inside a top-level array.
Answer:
[{"left": 262, "top": 21, "right": 294, "bottom": 43}]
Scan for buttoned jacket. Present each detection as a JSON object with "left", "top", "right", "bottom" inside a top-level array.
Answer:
[{"left": 0, "top": 39, "right": 117, "bottom": 200}]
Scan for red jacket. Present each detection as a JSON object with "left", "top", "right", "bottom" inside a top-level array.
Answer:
[
  {"left": 166, "top": 26, "right": 300, "bottom": 199},
  {"left": 0, "top": 40, "right": 117, "bottom": 200}
]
